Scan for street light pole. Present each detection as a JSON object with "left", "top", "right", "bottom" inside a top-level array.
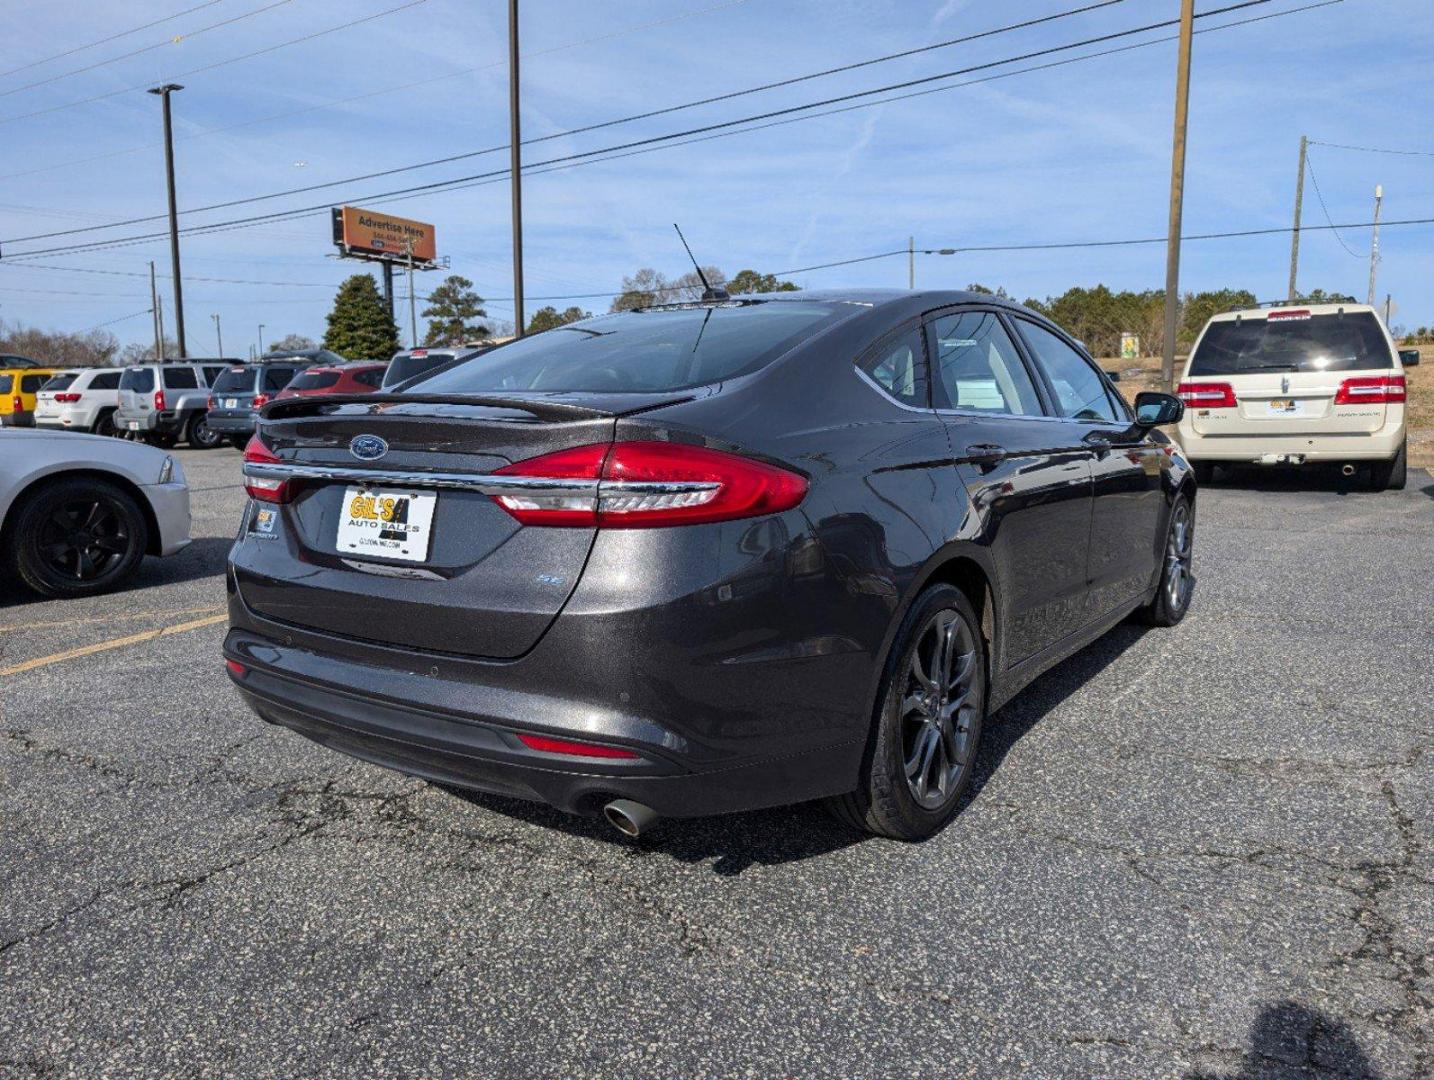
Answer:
[
  {"left": 508, "top": 0, "right": 525, "bottom": 337},
  {"left": 258, "top": 324, "right": 265, "bottom": 355},
  {"left": 212, "top": 313, "right": 223, "bottom": 358},
  {"left": 908, "top": 236, "right": 915, "bottom": 289},
  {"left": 1159, "top": 0, "right": 1195, "bottom": 392},
  {"left": 148, "top": 84, "right": 187, "bottom": 358},
  {"left": 149, "top": 261, "right": 163, "bottom": 360}
]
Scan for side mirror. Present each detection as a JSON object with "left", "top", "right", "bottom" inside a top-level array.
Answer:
[
  {"left": 1103, "top": 369, "right": 1122, "bottom": 383},
  {"left": 1398, "top": 348, "right": 1420, "bottom": 367},
  {"left": 1133, "top": 390, "right": 1183, "bottom": 427}
]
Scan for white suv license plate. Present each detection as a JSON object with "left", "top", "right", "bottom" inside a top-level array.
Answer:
[
  {"left": 335, "top": 486, "right": 437, "bottom": 563},
  {"left": 224, "top": 398, "right": 238, "bottom": 409},
  {"left": 1265, "top": 399, "right": 1304, "bottom": 416},
  {"left": 127, "top": 420, "right": 140, "bottom": 431}
]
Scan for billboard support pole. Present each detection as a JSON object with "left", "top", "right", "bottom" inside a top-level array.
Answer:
[
  {"left": 508, "top": 0, "right": 525, "bottom": 337},
  {"left": 382, "top": 261, "right": 394, "bottom": 318},
  {"left": 406, "top": 241, "right": 419, "bottom": 348}
]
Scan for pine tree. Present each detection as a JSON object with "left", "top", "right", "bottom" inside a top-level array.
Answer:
[
  {"left": 421, "top": 275, "right": 489, "bottom": 345},
  {"left": 526, "top": 305, "right": 591, "bottom": 333},
  {"left": 323, "top": 274, "right": 400, "bottom": 359}
]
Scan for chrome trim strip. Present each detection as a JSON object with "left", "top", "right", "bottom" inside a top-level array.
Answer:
[{"left": 241, "top": 461, "right": 719, "bottom": 497}]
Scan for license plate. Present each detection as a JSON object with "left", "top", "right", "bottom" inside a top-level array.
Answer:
[
  {"left": 224, "top": 398, "right": 238, "bottom": 409},
  {"left": 1266, "top": 399, "right": 1303, "bottom": 415},
  {"left": 336, "top": 486, "right": 437, "bottom": 563},
  {"left": 127, "top": 420, "right": 140, "bottom": 431}
]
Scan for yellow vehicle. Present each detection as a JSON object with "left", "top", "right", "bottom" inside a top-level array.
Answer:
[{"left": 0, "top": 363, "right": 58, "bottom": 427}]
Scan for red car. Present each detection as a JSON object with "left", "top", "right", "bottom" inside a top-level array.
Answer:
[{"left": 272, "top": 362, "right": 388, "bottom": 400}]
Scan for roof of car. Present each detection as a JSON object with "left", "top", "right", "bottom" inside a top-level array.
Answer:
[
  {"left": 641, "top": 288, "right": 1030, "bottom": 311},
  {"left": 1208, "top": 302, "right": 1379, "bottom": 323}
]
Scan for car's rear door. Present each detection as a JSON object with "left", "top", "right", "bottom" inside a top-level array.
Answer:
[
  {"left": 1012, "top": 316, "right": 1164, "bottom": 619},
  {"left": 929, "top": 307, "right": 1094, "bottom": 666}
]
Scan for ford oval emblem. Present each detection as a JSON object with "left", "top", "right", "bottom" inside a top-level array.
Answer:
[{"left": 349, "top": 434, "right": 388, "bottom": 461}]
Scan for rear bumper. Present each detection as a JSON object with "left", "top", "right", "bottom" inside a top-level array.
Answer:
[
  {"left": 35, "top": 406, "right": 93, "bottom": 430},
  {"left": 1176, "top": 422, "right": 1405, "bottom": 462},
  {"left": 0, "top": 411, "right": 34, "bottom": 427},
  {"left": 117, "top": 410, "right": 183, "bottom": 435},
  {"left": 206, "top": 411, "right": 257, "bottom": 435}
]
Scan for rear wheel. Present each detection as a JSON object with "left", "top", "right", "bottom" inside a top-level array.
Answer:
[
  {"left": 1368, "top": 439, "right": 1407, "bottom": 491},
  {"left": 185, "top": 411, "right": 223, "bottom": 450},
  {"left": 1140, "top": 495, "right": 1194, "bottom": 626},
  {"left": 228, "top": 435, "right": 249, "bottom": 450},
  {"left": 4, "top": 477, "right": 148, "bottom": 598},
  {"left": 91, "top": 410, "right": 117, "bottom": 438},
  {"left": 827, "top": 584, "right": 985, "bottom": 840}
]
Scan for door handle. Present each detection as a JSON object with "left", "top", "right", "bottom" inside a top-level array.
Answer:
[
  {"left": 1082, "top": 432, "right": 1112, "bottom": 454},
  {"left": 965, "top": 443, "right": 1006, "bottom": 463}
]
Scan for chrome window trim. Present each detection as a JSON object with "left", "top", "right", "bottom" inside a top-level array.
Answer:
[{"left": 241, "top": 461, "right": 719, "bottom": 498}]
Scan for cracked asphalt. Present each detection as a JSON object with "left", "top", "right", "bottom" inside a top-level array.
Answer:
[{"left": 2, "top": 448, "right": 1431, "bottom": 1079}]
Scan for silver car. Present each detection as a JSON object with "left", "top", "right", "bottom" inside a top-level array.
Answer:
[{"left": 0, "top": 430, "right": 190, "bottom": 598}]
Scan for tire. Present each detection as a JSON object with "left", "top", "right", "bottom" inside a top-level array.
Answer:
[
  {"left": 1367, "top": 439, "right": 1407, "bottom": 491},
  {"left": 91, "top": 410, "right": 119, "bottom": 438},
  {"left": 228, "top": 435, "right": 249, "bottom": 450},
  {"left": 3, "top": 477, "right": 149, "bottom": 599},
  {"left": 1140, "top": 494, "right": 1195, "bottom": 627},
  {"left": 1191, "top": 461, "right": 1215, "bottom": 485},
  {"left": 826, "top": 584, "right": 986, "bottom": 840},
  {"left": 185, "top": 411, "right": 223, "bottom": 450}
]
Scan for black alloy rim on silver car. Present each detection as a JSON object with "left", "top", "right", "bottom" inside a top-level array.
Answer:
[
  {"left": 1165, "top": 502, "right": 1193, "bottom": 612},
  {"left": 902, "top": 609, "right": 979, "bottom": 810},
  {"left": 37, "top": 495, "right": 133, "bottom": 581}
]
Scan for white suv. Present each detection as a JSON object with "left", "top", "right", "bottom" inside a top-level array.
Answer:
[
  {"left": 33, "top": 367, "right": 123, "bottom": 436},
  {"left": 1176, "top": 303, "right": 1409, "bottom": 490}
]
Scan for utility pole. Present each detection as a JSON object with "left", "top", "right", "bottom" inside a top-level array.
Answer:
[
  {"left": 508, "top": 0, "right": 525, "bottom": 337},
  {"left": 1159, "top": 0, "right": 1195, "bottom": 392},
  {"left": 211, "top": 313, "right": 223, "bottom": 358},
  {"left": 406, "top": 239, "right": 418, "bottom": 348},
  {"left": 1367, "top": 184, "right": 1383, "bottom": 306},
  {"left": 908, "top": 236, "right": 915, "bottom": 289},
  {"left": 149, "top": 261, "right": 163, "bottom": 359},
  {"left": 156, "top": 296, "right": 166, "bottom": 360},
  {"left": 258, "top": 324, "right": 265, "bottom": 355},
  {"left": 1384, "top": 293, "right": 1392, "bottom": 327},
  {"left": 1287, "top": 134, "right": 1307, "bottom": 301},
  {"left": 148, "top": 84, "right": 187, "bottom": 358}
]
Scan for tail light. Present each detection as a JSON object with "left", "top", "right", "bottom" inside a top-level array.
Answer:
[
  {"left": 10, "top": 395, "right": 20, "bottom": 412},
  {"left": 225, "top": 659, "right": 247, "bottom": 678},
  {"left": 1176, "top": 381, "right": 1237, "bottom": 408},
  {"left": 252, "top": 393, "right": 270, "bottom": 410},
  {"left": 154, "top": 388, "right": 166, "bottom": 411},
  {"left": 516, "top": 733, "right": 639, "bottom": 760},
  {"left": 242, "top": 435, "right": 290, "bottom": 503},
  {"left": 491, "top": 441, "right": 808, "bottom": 528},
  {"left": 207, "top": 395, "right": 215, "bottom": 409},
  {"left": 54, "top": 392, "right": 82, "bottom": 403},
  {"left": 1334, "top": 374, "right": 1405, "bottom": 405}
]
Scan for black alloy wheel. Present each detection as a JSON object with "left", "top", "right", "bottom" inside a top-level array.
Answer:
[
  {"left": 1141, "top": 495, "right": 1194, "bottom": 626},
  {"left": 187, "top": 412, "right": 223, "bottom": 450},
  {"left": 5, "top": 478, "right": 148, "bottom": 598}
]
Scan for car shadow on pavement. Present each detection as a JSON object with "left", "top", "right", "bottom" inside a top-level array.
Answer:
[
  {"left": 0, "top": 535, "right": 234, "bottom": 609},
  {"left": 1185, "top": 1000, "right": 1381, "bottom": 1079},
  {"left": 1201, "top": 464, "right": 1375, "bottom": 496},
  {"left": 444, "top": 620, "right": 1151, "bottom": 876}
]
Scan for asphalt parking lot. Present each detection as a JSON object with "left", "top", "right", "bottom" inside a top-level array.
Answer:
[{"left": 2, "top": 448, "right": 1430, "bottom": 1079}]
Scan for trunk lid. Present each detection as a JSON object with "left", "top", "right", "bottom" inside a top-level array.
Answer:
[
  {"left": 232, "top": 394, "right": 683, "bottom": 659},
  {"left": 1188, "top": 370, "right": 1387, "bottom": 437}
]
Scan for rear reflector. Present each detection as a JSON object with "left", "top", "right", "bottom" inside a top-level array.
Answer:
[
  {"left": 242, "top": 436, "right": 290, "bottom": 503},
  {"left": 491, "top": 441, "right": 807, "bottom": 528},
  {"left": 1176, "top": 381, "right": 1237, "bottom": 408},
  {"left": 1334, "top": 374, "right": 1405, "bottom": 405},
  {"left": 516, "top": 733, "right": 640, "bottom": 759},
  {"left": 225, "top": 659, "right": 246, "bottom": 678}
]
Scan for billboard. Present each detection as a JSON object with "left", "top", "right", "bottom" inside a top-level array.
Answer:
[{"left": 332, "top": 206, "right": 436, "bottom": 264}]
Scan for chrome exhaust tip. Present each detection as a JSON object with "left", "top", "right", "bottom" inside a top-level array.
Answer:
[
  {"left": 1341, "top": 463, "right": 1357, "bottom": 477},
  {"left": 603, "top": 799, "right": 658, "bottom": 837}
]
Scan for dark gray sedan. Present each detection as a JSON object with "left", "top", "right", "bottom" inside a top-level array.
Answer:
[{"left": 225, "top": 290, "right": 1193, "bottom": 839}]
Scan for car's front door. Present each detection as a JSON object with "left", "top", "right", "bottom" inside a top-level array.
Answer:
[
  {"left": 928, "top": 307, "right": 1094, "bottom": 667},
  {"left": 1012, "top": 317, "right": 1165, "bottom": 619}
]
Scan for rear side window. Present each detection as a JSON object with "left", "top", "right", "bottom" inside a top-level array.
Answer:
[
  {"left": 163, "top": 367, "right": 199, "bottom": 389},
  {"left": 384, "top": 352, "right": 458, "bottom": 387},
  {"left": 1016, "top": 319, "right": 1119, "bottom": 423},
  {"left": 0, "top": 375, "right": 10, "bottom": 394},
  {"left": 90, "top": 371, "right": 121, "bottom": 390},
  {"left": 262, "top": 366, "right": 298, "bottom": 391},
  {"left": 353, "top": 367, "right": 385, "bottom": 388},
  {"left": 42, "top": 373, "right": 78, "bottom": 391},
  {"left": 120, "top": 368, "right": 155, "bottom": 393},
  {"left": 211, "top": 368, "right": 255, "bottom": 393},
  {"left": 1189, "top": 311, "right": 1392, "bottom": 375},
  {"left": 930, "top": 311, "right": 1044, "bottom": 416},
  {"left": 202, "top": 366, "right": 225, "bottom": 384},
  {"left": 287, "top": 370, "right": 341, "bottom": 391},
  {"left": 858, "top": 326, "right": 927, "bottom": 407},
  {"left": 21, "top": 374, "right": 46, "bottom": 393},
  {"left": 412, "top": 302, "right": 848, "bottom": 394}
]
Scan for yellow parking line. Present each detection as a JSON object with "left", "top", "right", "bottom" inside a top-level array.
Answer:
[
  {"left": 0, "top": 604, "right": 224, "bottom": 634},
  {"left": 0, "top": 613, "right": 228, "bottom": 677}
]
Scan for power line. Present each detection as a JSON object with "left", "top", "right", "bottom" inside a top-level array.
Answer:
[
  {"left": 0, "top": 0, "right": 431, "bottom": 127},
  {"left": 0, "top": 0, "right": 296, "bottom": 100},
  {"left": 0, "top": 0, "right": 225, "bottom": 79},
  {"left": 1309, "top": 139, "right": 1434, "bottom": 158},
  {"left": 81, "top": 309, "right": 157, "bottom": 333},
  {"left": 2, "top": 0, "right": 1274, "bottom": 247},
  {"left": 1303, "top": 153, "right": 1364, "bottom": 258},
  {"left": 0, "top": 0, "right": 756, "bottom": 183}
]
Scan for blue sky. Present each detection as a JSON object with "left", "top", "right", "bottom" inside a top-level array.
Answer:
[{"left": 0, "top": 0, "right": 1430, "bottom": 356}]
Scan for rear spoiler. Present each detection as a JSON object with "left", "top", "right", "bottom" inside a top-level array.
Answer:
[{"left": 260, "top": 392, "right": 611, "bottom": 423}]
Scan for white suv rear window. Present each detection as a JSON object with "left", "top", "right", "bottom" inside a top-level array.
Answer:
[{"left": 1190, "top": 311, "right": 1391, "bottom": 376}]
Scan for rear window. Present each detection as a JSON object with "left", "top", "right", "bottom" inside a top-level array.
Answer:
[
  {"left": 120, "top": 368, "right": 154, "bottom": 393},
  {"left": 163, "top": 367, "right": 199, "bottom": 389},
  {"left": 286, "top": 370, "right": 340, "bottom": 391},
  {"left": 262, "top": 366, "right": 298, "bottom": 392},
  {"left": 1190, "top": 311, "right": 1392, "bottom": 376},
  {"left": 411, "top": 303, "right": 847, "bottom": 394},
  {"left": 385, "top": 351, "right": 458, "bottom": 387},
  {"left": 0, "top": 375, "right": 11, "bottom": 394},
  {"left": 211, "top": 367, "right": 256, "bottom": 393},
  {"left": 42, "top": 373, "right": 78, "bottom": 391},
  {"left": 90, "top": 371, "right": 121, "bottom": 390},
  {"left": 21, "top": 374, "right": 46, "bottom": 393}
]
